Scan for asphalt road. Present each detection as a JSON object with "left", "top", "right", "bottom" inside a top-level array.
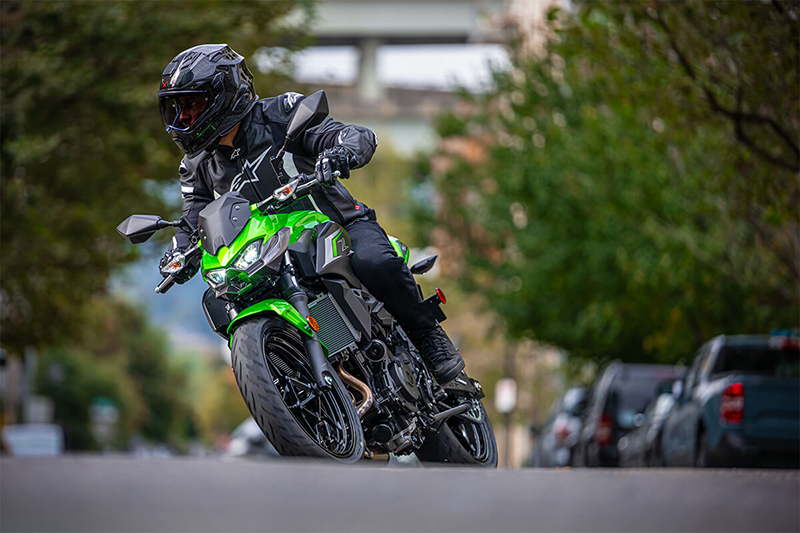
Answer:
[{"left": 1, "top": 456, "right": 798, "bottom": 533}]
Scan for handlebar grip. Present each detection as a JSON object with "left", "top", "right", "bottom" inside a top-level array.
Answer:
[{"left": 155, "top": 274, "right": 176, "bottom": 294}]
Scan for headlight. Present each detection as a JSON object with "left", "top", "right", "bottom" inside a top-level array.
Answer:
[
  {"left": 206, "top": 269, "right": 226, "bottom": 287},
  {"left": 231, "top": 241, "right": 261, "bottom": 270}
]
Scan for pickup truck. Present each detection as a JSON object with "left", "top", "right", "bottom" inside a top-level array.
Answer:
[{"left": 661, "top": 331, "right": 799, "bottom": 468}]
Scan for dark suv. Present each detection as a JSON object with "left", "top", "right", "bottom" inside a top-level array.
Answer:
[{"left": 574, "top": 362, "right": 684, "bottom": 467}]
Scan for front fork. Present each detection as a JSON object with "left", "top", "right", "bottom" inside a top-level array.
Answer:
[{"left": 279, "top": 252, "right": 333, "bottom": 390}]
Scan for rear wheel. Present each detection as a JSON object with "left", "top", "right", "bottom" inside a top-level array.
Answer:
[
  {"left": 416, "top": 399, "right": 498, "bottom": 467},
  {"left": 231, "top": 317, "right": 364, "bottom": 462}
]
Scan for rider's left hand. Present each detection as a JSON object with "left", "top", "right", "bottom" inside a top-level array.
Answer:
[{"left": 315, "top": 146, "right": 356, "bottom": 186}]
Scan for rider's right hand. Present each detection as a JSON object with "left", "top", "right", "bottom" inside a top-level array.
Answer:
[{"left": 159, "top": 247, "right": 199, "bottom": 284}]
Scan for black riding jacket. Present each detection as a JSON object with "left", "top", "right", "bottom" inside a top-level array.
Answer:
[{"left": 171, "top": 92, "right": 378, "bottom": 250}]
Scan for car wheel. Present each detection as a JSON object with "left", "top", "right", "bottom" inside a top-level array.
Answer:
[{"left": 694, "top": 430, "right": 708, "bottom": 468}]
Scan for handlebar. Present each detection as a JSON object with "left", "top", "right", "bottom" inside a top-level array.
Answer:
[
  {"left": 153, "top": 173, "right": 329, "bottom": 294},
  {"left": 256, "top": 173, "right": 324, "bottom": 214},
  {"left": 154, "top": 243, "right": 201, "bottom": 294},
  {"left": 155, "top": 274, "right": 176, "bottom": 294}
]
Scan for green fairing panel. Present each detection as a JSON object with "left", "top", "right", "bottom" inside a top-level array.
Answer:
[
  {"left": 227, "top": 299, "right": 329, "bottom": 355},
  {"left": 202, "top": 209, "right": 329, "bottom": 271},
  {"left": 227, "top": 298, "right": 316, "bottom": 336},
  {"left": 388, "top": 235, "right": 409, "bottom": 264}
]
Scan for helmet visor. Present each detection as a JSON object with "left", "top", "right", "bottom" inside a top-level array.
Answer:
[{"left": 160, "top": 91, "right": 213, "bottom": 132}]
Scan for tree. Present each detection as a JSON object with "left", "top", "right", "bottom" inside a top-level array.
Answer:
[
  {"left": 35, "top": 297, "right": 194, "bottom": 450},
  {"left": 0, "top": 0, "right": 308, "bottom": 357},
  {"left": 421, "top": 1, "right": 798, "bottom": 365}
]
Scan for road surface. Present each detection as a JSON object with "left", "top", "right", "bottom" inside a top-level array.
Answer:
[{"left": 2, "top": 456, "right": 798, "bottom": 532}]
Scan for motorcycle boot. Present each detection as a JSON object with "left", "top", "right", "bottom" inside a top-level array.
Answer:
[{"left": 409, "top": 325, "right": 465, "bottom": 384}]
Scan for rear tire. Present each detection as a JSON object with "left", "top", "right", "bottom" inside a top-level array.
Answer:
[
  {"left": 231, "top": 316, "right": 364, "bottom": 462},
  {"left": 416, "top": 400, "right": 498, "bottom": 467}
]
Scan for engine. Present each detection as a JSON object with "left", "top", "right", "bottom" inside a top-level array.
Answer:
[{"left": 364, "top": 339, "right": 428, "bottom": 453}]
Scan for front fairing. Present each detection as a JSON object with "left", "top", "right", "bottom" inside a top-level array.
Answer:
[
  {"left": 200, "top": 203, "right": 329, "bottom": 297},
  {"left": 201, "top": 207, "right": 329, "bottom": 270}
]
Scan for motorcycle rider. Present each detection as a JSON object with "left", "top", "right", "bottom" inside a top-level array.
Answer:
[{"left": 157, "top": 44, "right": 465, "bottom": 384}]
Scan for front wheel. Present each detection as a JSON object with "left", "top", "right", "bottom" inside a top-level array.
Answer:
[
  {"left": 231, "top": 316, "right": 364, "bottom": 462},
  {"left": 416, "top": 400, "right": 498, "bottom": 467}
]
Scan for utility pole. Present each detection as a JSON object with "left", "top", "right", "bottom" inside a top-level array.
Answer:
[{"left": 495, "top": 343, "right": 517, "bottom": 468}]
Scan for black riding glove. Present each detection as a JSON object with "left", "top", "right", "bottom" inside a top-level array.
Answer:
[
  {"left": 159, "top": 247, "right": 200, "bottom": 284},
  {"left": 315, "top": 146, "right": 357, "bottom": 186}
]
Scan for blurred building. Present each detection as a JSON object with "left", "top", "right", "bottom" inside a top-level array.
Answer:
[{"left": 263, "top": 0, "right": 568, "bottom": 154}]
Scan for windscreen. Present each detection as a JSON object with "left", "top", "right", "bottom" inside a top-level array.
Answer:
[{"left": 713, "top": 346, "right": 800, "bottom": 378}]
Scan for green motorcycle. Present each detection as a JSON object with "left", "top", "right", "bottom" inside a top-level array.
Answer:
[{"left": 117, "top": 91, "right": 497, "bottom": 465}]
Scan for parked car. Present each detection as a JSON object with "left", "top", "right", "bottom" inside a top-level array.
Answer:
[
  {"left": 527, "top": 387, "right": 587, "bottom": 467},
  {"left": 225, "top": 417, "right": 280, "bottom": 458},
  {"left": 574, "top": 362, "right": 685, "bottom": 467},
  {"left": 1, "top": 424, "right": 64, "bottom": 457},
  {"left": 618, "top": 384, "right": 683, "bottom": 467},
  {"left": 661, "top": 331, "right": 800, "bottom": 468}
]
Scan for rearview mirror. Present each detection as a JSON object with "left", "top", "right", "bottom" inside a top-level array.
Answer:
[
  {"left": 116, "top": 215, "right": 164, "bottom": 244},
  {"left": 410, "top": 255, "right": 437, "bottom": 275},
  {"left": 285, "top": 90, "right": 329, "bottom": 141}
]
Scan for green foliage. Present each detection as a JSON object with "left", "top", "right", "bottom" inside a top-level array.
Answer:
[
  {"left": 424, "top": 1, "right": 799, "bottom": 365},
  {"left": 35, "top": 297, "right": 194, "bottom": 450},
  {"left": 0, "top": 0, "right": 306, "bottom": 357}
]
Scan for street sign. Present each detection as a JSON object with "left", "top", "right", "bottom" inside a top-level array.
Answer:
[{"left": 495, "top": 378, "right": 517, "bottom": 413}]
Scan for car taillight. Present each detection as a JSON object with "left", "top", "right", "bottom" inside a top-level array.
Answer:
[
  {"left": 595, "top": 412, "right": 612, "bottom": 446},
  {"left": 721, "top": 382, "right": 745, "bottom": 424},
  {"left": 781, "top": 337, "right": 799, "bottom": 349}
]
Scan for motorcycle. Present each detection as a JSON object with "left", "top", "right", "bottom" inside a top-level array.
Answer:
[{"left": 117, "top": 91, "right": 497, "bottom": 465}]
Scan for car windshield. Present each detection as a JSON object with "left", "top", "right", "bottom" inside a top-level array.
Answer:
[
  {"left": 562, "top": 388, "right": 587, "bottom": 415},
  {"left": 607, "top": 371, "right": 679, "bottom": 418},
  {"left": 713, "top": 346, "right": 800, "bottom": 377}
]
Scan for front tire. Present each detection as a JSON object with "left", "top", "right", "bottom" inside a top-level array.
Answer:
[
  {"left": 231, "top": 316, "right": 364, "bottom": 462},
  {"left": 416, "top": 400, "right": 498, "bottom": 467}
]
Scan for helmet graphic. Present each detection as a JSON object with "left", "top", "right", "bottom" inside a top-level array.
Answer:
[{"left": 158, "top": 44, "right": 257, "bottom": 157}]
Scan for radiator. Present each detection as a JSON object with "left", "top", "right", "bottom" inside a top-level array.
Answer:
[{"left": 308, "top": 294, "right": 359, "bottom": 356}]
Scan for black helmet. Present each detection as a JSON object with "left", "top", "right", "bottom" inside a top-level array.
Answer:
[{"left": 158, "top": 44, "right": 257, "bottom": 157}]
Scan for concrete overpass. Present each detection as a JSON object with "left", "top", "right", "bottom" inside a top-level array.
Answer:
[
  {"left": 306, "top": 0, "right": 509, "bottom": 102},
  {"left": 311, "top": 0, "right": 507, "bottom": 46}
]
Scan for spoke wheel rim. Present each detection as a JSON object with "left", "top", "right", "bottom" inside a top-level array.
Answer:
[{"left": 263, "top": 331, "right": 357, "bottom": 458}]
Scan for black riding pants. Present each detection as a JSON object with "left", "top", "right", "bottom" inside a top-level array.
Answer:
[{"left": 345, "top": 214, "right": 436, "bottom": 333}]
